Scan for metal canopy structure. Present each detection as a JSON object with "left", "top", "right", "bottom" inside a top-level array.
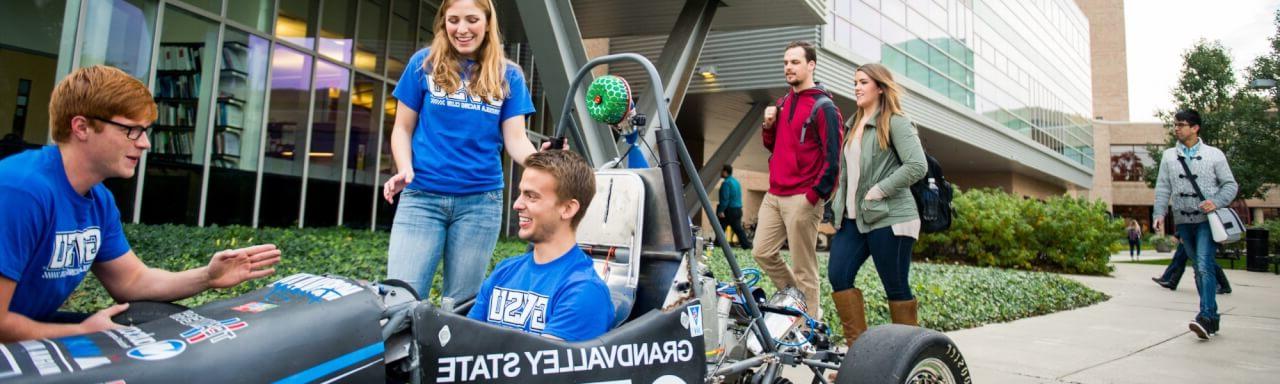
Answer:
[{"left": 512, "top": 0, "right": 827, "bottom": 201}]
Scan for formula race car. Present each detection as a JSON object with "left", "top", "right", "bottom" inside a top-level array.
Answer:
[{"left": 0, "top": 54, "right": 970, "bottom": 384}]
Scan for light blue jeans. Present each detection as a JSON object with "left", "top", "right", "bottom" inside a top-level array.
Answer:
[
  {"left": 387, "top": 188, "right": 503, "bottom": 302},
  {"left": 1176, "top": 221, "right": 1218, "bottom": 321}
]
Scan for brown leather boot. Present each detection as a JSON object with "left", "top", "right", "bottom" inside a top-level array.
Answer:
[
  {"left": 889, "top": 299, "right": 919, "bottom": 326},
  {"left": 832, "top": 288, "right": 868, "bottom": 347}
]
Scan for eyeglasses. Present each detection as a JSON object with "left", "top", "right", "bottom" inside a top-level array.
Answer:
[
  {"left": 1171, "top": 122, "right": 1192, "bottom": 129},
  {"left": 89, "top": 116, "right": 151, "bottom": 140}
]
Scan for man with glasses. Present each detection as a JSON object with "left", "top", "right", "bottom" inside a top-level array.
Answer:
[
  {"left": 1151, "top": 109, "right": 1238, "bottom": 339},
  {"left": 0, "top": 66, "right": 282, "bottom": 343}
]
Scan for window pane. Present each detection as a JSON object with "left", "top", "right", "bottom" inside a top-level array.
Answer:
[
  {"left": 228, "top": 0, "right": 274, "bottom": 33},
  {"left": 319, "top": 0, "right": 355, "bottom": 63},
  {"left": 178, "top": 0, "right": 219, "bottom": 15},
  {"left": 1, "top": 0, "right": 68, "bottom": 151},
  {"left": 141, "top": 6, "right": 218, "bottom": 225},
  {"left": 276, "top": 0, "right": 315, "bottom": 49},
  {"left": 80, "top": 0, "right": 157, "bottom": 80},
  {"left": 376, "top": 91, "right": 398, "bottom": 230},
  {"left": 303, "top": 60, "right": 350, "bottom": 227},
  {"left": 261, "top": 46, "right": 312, "bottom": 227},
  {"left": 343, "top": 75, "right": 382, "bottom": 229},
  {"left": 206, "top": 30, "right": 271, "bottom": 227},
  {"left": 355, "top": 0, "right": 388, "bottom": 74},
  {"left": 387, "top": 0, "right": 418, "bottom": 80}
]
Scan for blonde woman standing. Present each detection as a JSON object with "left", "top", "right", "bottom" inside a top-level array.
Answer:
[
  {"left": 383, "top": 0, "right": 539, "bottom": 303},
  {"left": 827, "top": 64, "right": 927, "bottom": 347}
]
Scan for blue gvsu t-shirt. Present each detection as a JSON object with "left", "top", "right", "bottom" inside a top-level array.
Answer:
[
  {"left": 393, "top": 48, "right": 536, "bottom": 195},
  {"left": 467, "top": 246, "right": 614, "bottom": 341},
  {"left": 0, "top": 146, "right": 131, "bottom": 321}
]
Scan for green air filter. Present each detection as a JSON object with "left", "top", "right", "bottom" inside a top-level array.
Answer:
[{"left": 585, "top": 75, "right": 633, "bottom": 125}]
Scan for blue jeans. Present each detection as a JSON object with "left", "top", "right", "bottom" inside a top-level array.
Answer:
[
  {"left": 387, "top": 188, "right": 503, "bottom": 302},
  {"left": 828, "top": 219, "right": 916, "bottom": 301},
  {"left": 1176, "top": 222, "right": 1218, "bottom": 321}
]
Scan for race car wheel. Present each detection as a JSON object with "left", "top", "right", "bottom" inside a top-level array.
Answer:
[{"left": 835, "top": 324, "right": 970, "bottom": 384}]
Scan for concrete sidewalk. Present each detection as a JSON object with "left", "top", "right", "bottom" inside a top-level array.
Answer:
[
  {"left": 946, "top": 262, "right": 1280, "bottom": 383},
  {"left": 1109, "top": 249, "right": 1175, "bottom": 263}
]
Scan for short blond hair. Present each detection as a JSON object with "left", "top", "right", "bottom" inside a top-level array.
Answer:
[{"left": 49, "top": 65, "right": 157, "bottom": 142}]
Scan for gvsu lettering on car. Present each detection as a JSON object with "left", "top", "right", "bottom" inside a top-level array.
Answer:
[
  {"left": 265, "top": 274, "right": 364, "bottom": 304},
  {"left": 435, "top": 340, "right": 695, "bottom": 383}
]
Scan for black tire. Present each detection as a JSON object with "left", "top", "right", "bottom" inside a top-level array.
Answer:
[{"left": 836, "top": 324, "right": 970, "bottom": 384}]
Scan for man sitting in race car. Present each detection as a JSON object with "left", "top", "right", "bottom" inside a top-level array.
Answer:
[
  {"left": 0, "top": 66, "right": 282, "bottom": 343},
  {"left": 466, "top": 150, "right": 614, "bottom": 341}
]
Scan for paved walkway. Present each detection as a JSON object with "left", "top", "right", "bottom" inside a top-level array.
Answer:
[
  {"left": 947, "top": 261, "right": 1280, "bottom": 383},
  {"left": 780, "top": 256, "right": 1279, "bottom": 383}
]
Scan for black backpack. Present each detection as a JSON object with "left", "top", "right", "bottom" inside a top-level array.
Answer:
[
  {"left": 891, "top": 143, "right": 953, "bottom": 233},
  {"left": 912, "top": 154, "right": 953, "bottom": 233}
]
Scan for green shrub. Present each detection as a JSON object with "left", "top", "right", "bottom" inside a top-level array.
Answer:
[
  {"left": 1252, "top": 220, "right": 1280, "bottom": 250},
  {"left": 914, "top": 188, "right": 1121, "bottom": 275}
]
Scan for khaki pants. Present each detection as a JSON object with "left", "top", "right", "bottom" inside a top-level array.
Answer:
[{"left": 751, "top": 193, "right": 823, "bottom": 316}]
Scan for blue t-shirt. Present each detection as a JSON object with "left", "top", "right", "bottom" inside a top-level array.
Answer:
[
  {"left": 466, "top": 246, "right": 614, "bottom": 341},
  {"left": 392, "top": 48, "right": 536, "bottom": 195},
  {"left": 0, "top": 146, "right": 131, "bottom": 321}
]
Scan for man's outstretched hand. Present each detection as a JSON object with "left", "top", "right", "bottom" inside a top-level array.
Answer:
[
  {"left": 207, "top": 244, "right": 282, "bottom": 289},
  {"left": 79, "top": 303, "right": 129, "bottom": 334}
]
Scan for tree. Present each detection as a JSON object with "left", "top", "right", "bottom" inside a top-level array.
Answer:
[{"left": 1144, "top": 34, "right": 1280, "bottom": 200}]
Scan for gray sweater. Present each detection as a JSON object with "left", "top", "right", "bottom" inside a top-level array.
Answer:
[{"left": 1152, "top": 141, "right": 1238, "bottom": 225}]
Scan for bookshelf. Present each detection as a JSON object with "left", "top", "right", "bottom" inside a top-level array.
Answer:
[
  {"left": 152, "top": 42, "right": 203, "bottom": 161},
  {"left": 213, "top": 41, "right": 251, "bottom": 167}
]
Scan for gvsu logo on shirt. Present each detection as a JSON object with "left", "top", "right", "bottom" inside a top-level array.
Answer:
[
  {"left": 486, "top": 288, "right": 549, "bottom": 333},
  {"left": 427, "top": 74, "right": 503, "bottom": 115},
  {"left": 43, "top": 227, "right": 102, "bottom": 279}
]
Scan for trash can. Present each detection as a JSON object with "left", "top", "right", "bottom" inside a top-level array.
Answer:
[{"left": 1246, "top": 228, "right": 1269, "bottom": 272}]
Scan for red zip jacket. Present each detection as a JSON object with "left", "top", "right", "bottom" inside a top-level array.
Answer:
[{"left": 763, "top": 84, "right": 843, "bottom": 204}]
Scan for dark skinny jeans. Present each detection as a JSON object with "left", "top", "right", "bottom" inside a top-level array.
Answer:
[{"left": 828, "top": 218, "right": 916, "bottom": 301}]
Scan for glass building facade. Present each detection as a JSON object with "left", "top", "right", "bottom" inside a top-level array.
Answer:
[
  {"left": 826, "top": 0, "right": 1094, "bottom": 167},
  {"left": 0, "top": 0, "right": 551, "bottom": 231}
]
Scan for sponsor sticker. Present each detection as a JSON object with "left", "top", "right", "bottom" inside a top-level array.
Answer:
[
  {"left": 687, "top": 305, "right": 703, "bottom": 337},
  {"left": 264, "top": 274, "right": 363, "bottom": 305},
  {"left": 438, "top": 325, "right": 452, "bottom": 347},
  {"left": 126, "top": 340, "right": 186, "bottom": 361},
  {"left": 231, "top": 301, "right": 278, "bottom": 314},
  {"left": 171, "top": 311, "right": 248, "bottom": 344},
  {"left": 60, "top": 336, "right": 110, "bottom": 370},
  {"left": 20, "top": 340, "right": 66, "bottom": 376}
]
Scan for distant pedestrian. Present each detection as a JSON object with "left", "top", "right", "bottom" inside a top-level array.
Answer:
[
  {"left": 717, "top": 165, "right": 751, "bottom": 249},
  {"left": 1127, "top": 220, "right": 1142, "bottom": 261}
]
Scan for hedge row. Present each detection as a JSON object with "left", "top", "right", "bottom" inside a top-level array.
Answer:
[
  {"left": 913, "top": 188, "right": 1121, "bottom": 275},
  {"left": 63, "top": 224, "right": 1108, "bottom": 341}
]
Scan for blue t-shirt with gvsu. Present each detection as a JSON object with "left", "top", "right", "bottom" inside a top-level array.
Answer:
[
  {"left": 467, "top": 246, "right": 614, "bottom": 341},
  {"left": 0, "top": 146, "right": 131, "bottom": 321},
  {"left": 392, "top": 48, "right": 536, "bottom": 195}
]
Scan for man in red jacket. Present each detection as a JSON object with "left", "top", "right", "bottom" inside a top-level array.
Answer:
[{"left": 753, "top": 41, "right": 843, "bottom": 317}]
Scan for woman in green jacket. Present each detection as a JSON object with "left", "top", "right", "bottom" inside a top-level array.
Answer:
[{"left": 828, "top": 63, "right": 927, "bottom": 347}]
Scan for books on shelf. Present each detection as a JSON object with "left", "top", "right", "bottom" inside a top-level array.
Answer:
[{"left": 159, "top": 45, "right": 201, "bottom": 71}]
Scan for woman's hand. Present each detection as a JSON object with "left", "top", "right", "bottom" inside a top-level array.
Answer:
[
  {"left": 863, "top": 185, "right": 886, "bottom": 202},
  {"left": 383, "top": 170, "right": 414, "bottom": 203}
]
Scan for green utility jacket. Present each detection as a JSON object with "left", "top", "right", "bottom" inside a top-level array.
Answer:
[{"left": 831, "top": 110, "right": 927, "bottom": 233}]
